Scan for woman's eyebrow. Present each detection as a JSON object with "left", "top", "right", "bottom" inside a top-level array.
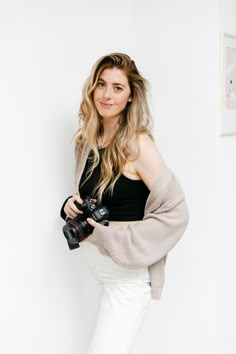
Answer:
[
  {"left": 98, "top": 78, "right": 125, "bottom": 87},
  {"left": 113, "top": 83, "right": 125, "bottom": 87}
]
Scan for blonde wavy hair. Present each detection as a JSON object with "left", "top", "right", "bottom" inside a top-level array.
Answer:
[{"left": 74, "top": 53, "right": 153, "bottom": 202}]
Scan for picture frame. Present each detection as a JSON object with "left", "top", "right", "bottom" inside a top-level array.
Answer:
[{"left": 219, "top": 32, "right": 236, "bottom": 136}]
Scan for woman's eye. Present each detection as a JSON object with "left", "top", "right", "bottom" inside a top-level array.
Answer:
[
  {"left": 114, "top": 86, "right": 123, "bottom": 92},
  {"left": 97, "top": 82, "right": 105, "bottom": 88}
]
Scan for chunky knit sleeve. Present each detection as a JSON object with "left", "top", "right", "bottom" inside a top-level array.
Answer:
[{"left": 88, "top": 165, "right": 189, "bottom": 268}]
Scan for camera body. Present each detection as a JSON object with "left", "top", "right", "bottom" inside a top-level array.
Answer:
[{"left": 62, "top": 196, "right": 109, "bottom": 250}]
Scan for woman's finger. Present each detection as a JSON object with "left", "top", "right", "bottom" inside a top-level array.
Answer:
[
  {"left": 64, "top": 205, "right": 78, "bottom": 219},
  {"left": 68, "top": 197, "right": 83, "bottom": 214},
  {"left": 86, "top": 218, "right": 97, "bottom": 228}
]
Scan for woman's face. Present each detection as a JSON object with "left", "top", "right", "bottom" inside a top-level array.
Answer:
[{"left": 93, "top": 67, "right": 132, "bottom": 121}]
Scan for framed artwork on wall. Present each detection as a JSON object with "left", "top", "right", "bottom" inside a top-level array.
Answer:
[{"left": 219, "top": 32, "right": 236, "bottom": 136}]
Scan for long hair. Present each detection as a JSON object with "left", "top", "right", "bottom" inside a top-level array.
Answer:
[{"left": 74, "top": 53, "right": 153, "bottom": 202}]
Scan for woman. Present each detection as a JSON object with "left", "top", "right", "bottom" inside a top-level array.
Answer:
[{"left": 61, "top": 53, "right": 189, "bottom": 354}]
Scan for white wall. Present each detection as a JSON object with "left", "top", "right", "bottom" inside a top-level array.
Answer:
[
  {"left": 0, "top": 0, "right": 235, "bottom": 353},
  {"left": 216, "top": 1, "right": 236, "bottom": 354}
]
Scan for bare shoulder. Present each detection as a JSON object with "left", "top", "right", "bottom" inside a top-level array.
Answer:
[
  {"left": 129, "top": 133, "right": 164, "bottom": 190},
  {"left": 128, "top": 133, "right": 162, "bottom": 162},
  {"left": 128, "top": 133, "right": 154, "bottom": 155},
  {"left": 138, "top": 133, "right": 158, "bottom": 153}
]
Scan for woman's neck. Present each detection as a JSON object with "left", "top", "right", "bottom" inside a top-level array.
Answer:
[
  {"left": 99, "top": 117, "right": 119, "bottom": 147},
  {"left": 103, "top": 116, "right": 119, "bottom": 133}
]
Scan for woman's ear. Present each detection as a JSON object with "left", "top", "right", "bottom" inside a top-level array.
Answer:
[{"left": 128, "top": 96, "right": 132, "bottom": 102}]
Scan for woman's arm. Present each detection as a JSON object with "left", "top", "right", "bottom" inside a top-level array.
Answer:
[{"left": 131, "top": 134, "right": 165, "bottom": 190}]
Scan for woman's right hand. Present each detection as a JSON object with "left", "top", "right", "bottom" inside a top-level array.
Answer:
[{"left": 63, "top": 195, "right": 84, "bottom": 219}]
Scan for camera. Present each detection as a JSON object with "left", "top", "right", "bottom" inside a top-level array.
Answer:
[{"left": 62, "top": 196, "right": 109, "bottom": 250}]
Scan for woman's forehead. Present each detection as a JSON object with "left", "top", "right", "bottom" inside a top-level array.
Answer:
[{"left": 99, "top": 67, "right": 129, "bottom": 85}]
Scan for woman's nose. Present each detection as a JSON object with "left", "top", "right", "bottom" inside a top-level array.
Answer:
[{"left": 103, "top": 86, "right": 112, "bottom": 99}]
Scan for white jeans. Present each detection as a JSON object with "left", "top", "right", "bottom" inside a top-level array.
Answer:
[{"left": 81, "top": 241, "right": 151, "bottom": 354}]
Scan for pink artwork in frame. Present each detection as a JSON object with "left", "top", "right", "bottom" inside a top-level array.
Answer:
[
  {"left": 219, "top": 32, "right": 236, "bottom": 136},
  {"left": 225, "top": 47, "right": 236, "bottom": 109}
]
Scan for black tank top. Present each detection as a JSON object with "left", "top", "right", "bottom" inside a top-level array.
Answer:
[{"left": 79, "top": 149, "right": 150, "bottom": 221}]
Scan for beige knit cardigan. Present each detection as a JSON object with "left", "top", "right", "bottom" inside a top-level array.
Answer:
[{"left": 75, "top": 146, "right": 189, "bottom": 300}]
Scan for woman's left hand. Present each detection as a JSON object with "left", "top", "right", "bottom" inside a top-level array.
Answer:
[
  {"left": 81, "top": 218, "right": 97, "bottom": 242},
  {"left": 86, "top": 217, "right": 97, "bottom": 228}
]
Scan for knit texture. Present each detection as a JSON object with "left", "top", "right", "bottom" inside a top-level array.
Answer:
[{"left": 74, "top": 147, "right": 189, "bottom": 300}]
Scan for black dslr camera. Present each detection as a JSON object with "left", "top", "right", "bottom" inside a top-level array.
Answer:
[{"left": 62, "top": 196, "right": 109, "bottom": 250}]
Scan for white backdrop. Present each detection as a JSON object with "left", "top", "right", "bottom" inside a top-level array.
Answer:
[{"left": 0, "top": 0, "right": 235, "bottom": 353}]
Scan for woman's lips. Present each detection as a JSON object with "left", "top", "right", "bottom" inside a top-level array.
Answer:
[{"left": 100, "top": 102, "right": 113, "bottom": 108}]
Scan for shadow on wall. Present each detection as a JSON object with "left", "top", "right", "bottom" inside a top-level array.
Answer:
[{"left": 41, "top": 219, "right": 102, "bottom": 349}]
